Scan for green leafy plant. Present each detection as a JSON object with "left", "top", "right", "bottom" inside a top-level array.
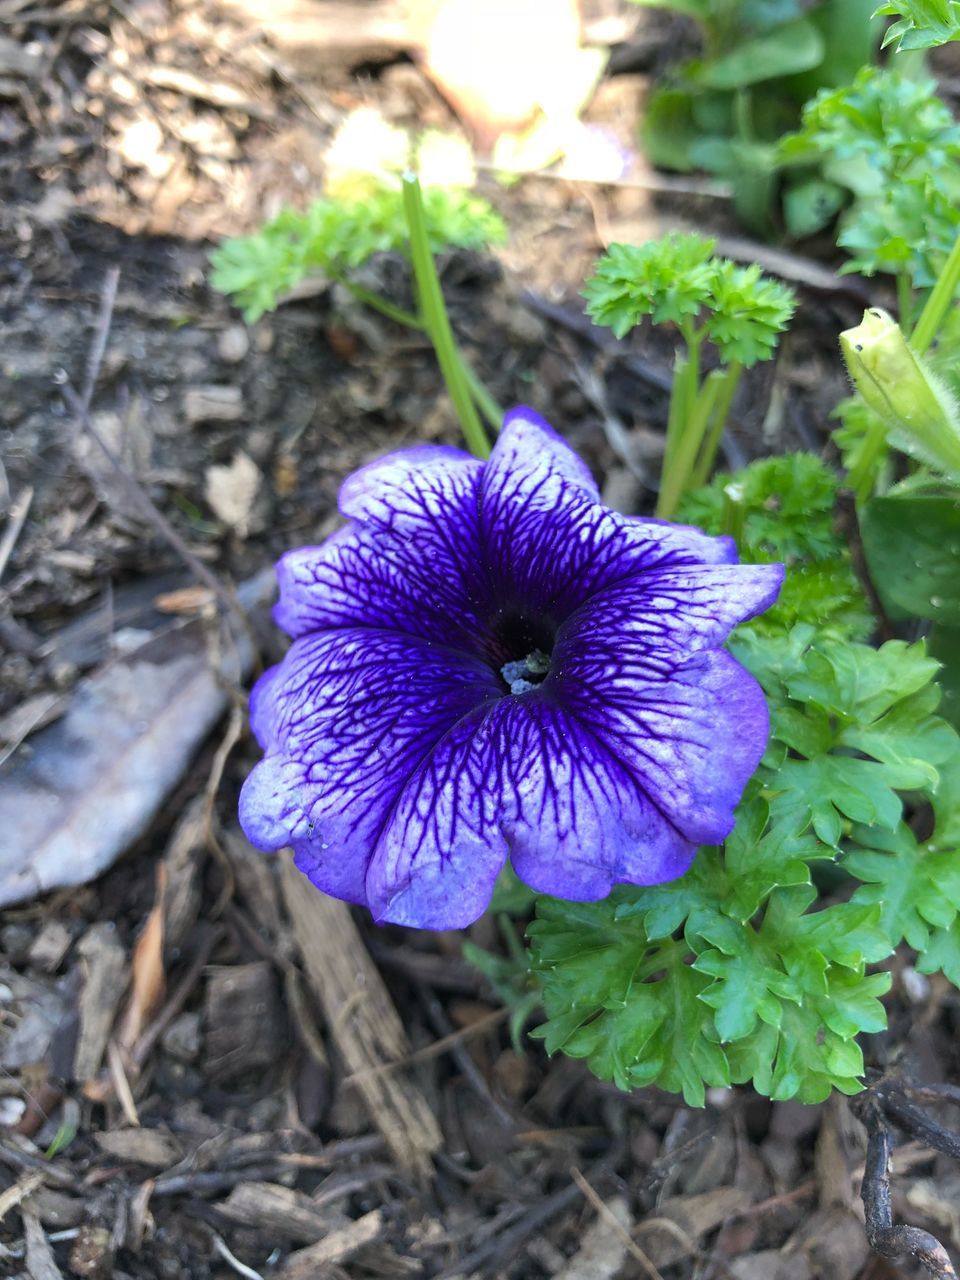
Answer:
[
  {"left": 583, "top": 233, "right": 795, "bottom": 517},
  {"left": 677, "top": 453, "right": 873, "bottom": 638},
  {"left": 631, "top": 0, "right": 881, "bottom": 229},
  {"left": 780, "top": 68, "right": 960, "bottom": 309},
  {"left": 530, "top": 617, "right": 960, "bottom": 1104},
  {"left": 875, "top": 0, "right": 960, "bottom": 49},
  {"left": 212, "top": 172, "right": 505, "bottom": 458}
]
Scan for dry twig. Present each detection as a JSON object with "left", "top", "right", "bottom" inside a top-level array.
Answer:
[{"left": 854, "top": 1083, "right": 960, "bottom": 1278}]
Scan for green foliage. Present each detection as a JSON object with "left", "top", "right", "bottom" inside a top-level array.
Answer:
[
  {"left": 630, "top": 0, "right": 881, "bottom": 230},
  {"left": 530, "top": 619, "right": 960, "bottom": 1104},
  {"left": 583, "top": 233, "right": 795, "bottom": 366},
  {"left": 859, "top": 494, "right": 960, "bottom": 623},
  {"left": 527, "top": 456, "right": 959, "bottom": 1104},
  {"left": 781, "top": 68, "right": 960, "bottom": 287},
  {"left": 875, "top": 0, "right": 960, "bottom": 50},
  {"left": 677, "top": 453, "right": 873, "bottom": 638},
  {"left": 210, "top": 186, "right": 506, "bottom": 323}
]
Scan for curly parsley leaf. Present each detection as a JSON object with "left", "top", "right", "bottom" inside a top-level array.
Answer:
[
  {"left": 583, "top": 233, "right": 795, "bottom": 364},
  {"left": 529, "top": 613, "right": 957, "bottom": 1106},
  {"left": 781, "top": 68, "right": 960, "bottom": 287},
  {"left": 581, "top": 233, "right": 717, "bottom": 338}
]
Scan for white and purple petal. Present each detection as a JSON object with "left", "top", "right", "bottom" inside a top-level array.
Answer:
[
  {"left": 241, "top": 408, "right": 785, "bottom": 929},
  {"left": 239, "top": 627, "right": 501, "bottom": 907}
]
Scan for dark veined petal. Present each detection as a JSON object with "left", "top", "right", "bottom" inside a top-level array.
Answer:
[
  {"left": 365, "top": 701, "right": 513, "bottom": 928},
  {"left": 239, "top": 628, "right": 501, "bottom": 907},
  {"left": 560, "top": 562, "right": 785, "bottom": 659},
  {"left": 241, "top": 408, "right": 786, "bottom": 930},
  {"left": 478, "top": 409, "right": 747, "bottom": 617},
  {"left": 550, "top": 645, "right": 769, "bottom": 845},
  {"left": 273, "top": 446, "right": 486, "bottom": 646},
  {"left": 496, "top": 694, "right": 698, "bottom": 900}
]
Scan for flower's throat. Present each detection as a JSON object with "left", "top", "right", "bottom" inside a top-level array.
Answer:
[
  {"left": 501, "top": 649, "right": 551, "bottom": 695},
  {"left": 492, "top": 609, "right": 556, "bottom": 695}
]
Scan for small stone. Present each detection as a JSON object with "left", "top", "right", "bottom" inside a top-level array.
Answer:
[
  {"left": 28, "top": 921, "right": 72, "bottom": 973},
  {"left": 217, "top": 325, "right": 250, "bottom": 364},
  {"left": 0, "top": 1096, "right": 26, "bottom": 1126},
  {"left": 253, "top": 323, "right": 274, "bottom": 353},
  {"left": 162, "top": 1011, "right": 201, "bottom": 1063},
  {"left": 1, "top": 923, "right": 34, "bottom": 963},
  {"left": 182, "top": 384, "right": 243, "bottom": 425},
  {"left": 68, "top": 1224, "right": 114, "bottom": 1279}
]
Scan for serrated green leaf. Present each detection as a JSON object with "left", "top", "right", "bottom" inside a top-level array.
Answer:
[
  {"left": 917, "top": 919, "right": 960, "bottom": 984},
  {"left": 612, "top": 850, "right": 729, "bottom": 938},
  {"left": 846, "top": 823, "right": 960, "bottom": 950},
  {"left": 722, "top": 799, "right": 822, "bottom": 920},
  {"left": 770, "top": 755, "right": 907, "bottom": 845},
  {"left": 691, "top": 912, "right": 799, "bottom": 1041},
  {"left": 839, "top": 685, "right": 959, "bottom": 792}
]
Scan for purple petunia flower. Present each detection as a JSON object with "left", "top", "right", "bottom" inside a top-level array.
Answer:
[{"left": 239, "top": 409, "right": 783, "bottom": 929}]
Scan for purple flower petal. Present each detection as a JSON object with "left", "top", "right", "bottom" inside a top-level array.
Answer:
[
  {"left": 366, "top": 702, "right": 510, "bottom": 928},
  {"left": 240, "top": 407, "right": 785, "bottom": 929},
  {"left": 561, "top": 562, "right": 785, "bottom": 658},
  {"left": 239, "top": 627, "right": 501, "bottom": 907},
  {"left": 495, "top": 695, "right": 699, "bottom": 900},
  {"left": 273, "top": 446, "right": 486, "bottom": 648},
  {"left": 552, "top": 645, "right": 769, "bottom": 844}
]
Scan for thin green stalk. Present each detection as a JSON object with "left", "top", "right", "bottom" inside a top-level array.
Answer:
[
  {"left": 896, "top": 271, "right": 914, "bottom": 336},
  {"left": 912, "top": 228, "right": 960, "bottom": 354},
  {"left": 337, "top": 278, "right": 424, "bottom": 330},
  {"left": 401, "top": 173, "right": 490, "bottom": 459},
  {"left": 458, "top": 353, "right": 504, "bottom": 433},
  {"left": 847, "top": 414, "right": 888, "bottom": 504},
  {"left": 657, "top": 367, "right": 725, "bottom": 519},
  {"left": 662, "top": 350, "right": 691, "bottom": 478},
  {"left": 690, "top": 361, "right": 742, "bottom": 488},
  {"left": 720, "top": 481, "right": 746, "bottom": 546}
]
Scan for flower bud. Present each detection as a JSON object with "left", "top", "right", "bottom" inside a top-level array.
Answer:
[{"left": 839, "top": 308, "right": 960, "bottom": 480}]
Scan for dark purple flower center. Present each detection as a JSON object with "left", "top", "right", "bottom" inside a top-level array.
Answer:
[{"left": 490, "top": 608, "right": 556, "bottom": 694}]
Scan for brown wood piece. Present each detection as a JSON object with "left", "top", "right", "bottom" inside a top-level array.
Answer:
[{"left": 278, "top": 852, "right": 441, "bottom": 1179}]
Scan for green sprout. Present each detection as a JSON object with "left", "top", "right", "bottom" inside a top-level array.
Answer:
[
  {"left": 210, "top": 137, "right": 507, "bottom": 459},
  {"left": 583, "top": 232, "right": 795, "bottom": 517}
]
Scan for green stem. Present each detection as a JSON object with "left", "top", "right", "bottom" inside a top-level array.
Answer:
[
  {"left": 896, "top": 271, "right": 914, "bottom": 336},
  {"left": 401, "top": 173, "right": 490, "bottom": 459},
  {"left": 721, "top": 481, "right": 746, "bottom": 546},
  {"left": 337, "top": 278, "right": 424, "bottom": 330},
  {"left": 690, "top": 361, "right": 743, "bottom": 488},
  {"left": 847, "top": 414, "right": 888, "bottom": 505},
  {"left": 662, "top": 350, "right": 690, "bottom": 479},
  {"left": 911, "top": 228, "right": 960, "bottom": 354},
  {"left": 663, "top": 327, "right": 702, "bottom": 476},
  {"left": 458, "top": 352, "right": 504, "bottom": 433},
  {"left": 657, "top": 367, "right": 725, "bottom": 519}
]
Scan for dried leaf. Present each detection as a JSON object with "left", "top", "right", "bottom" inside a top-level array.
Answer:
[
  {"left": 0, "top": 571, "right": 272, "bottom": 907},
  {"left": 74, "top": 924, "right": 127, "bottom": 1083},
  {"left": 115, "top": 864, "right": 167, "bottom": 1054},
  {"left": 94, "top": 1127, "right": 182, "bottom": 1168}
]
